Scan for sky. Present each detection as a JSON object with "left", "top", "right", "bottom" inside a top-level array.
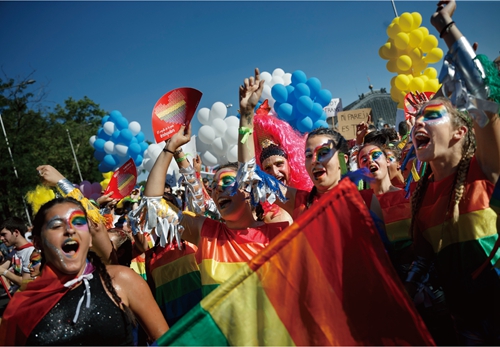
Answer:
[{"left": 1, "top": 0, "right": 499, "bottom": 177}]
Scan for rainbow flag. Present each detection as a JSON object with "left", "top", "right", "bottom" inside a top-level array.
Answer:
[{"left": 154, "top": 179, "right": 434, "bottom": 346}]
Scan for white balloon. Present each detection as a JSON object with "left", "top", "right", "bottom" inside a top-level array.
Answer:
[
  {"left": 128, "top": 121, "right": 141, "bottom": 136},
  {"left": 272, "top": 68, "right": 285, "bottom": 77},
  {"left": 103, "top": 121, "right": 116, "bottom": 136},
  {"left": 209, "top": 102, "right": 227, "bottom": 121},
  {"left": 89, "top": 135, "right": 96, "bottom": 147},
  {"left": 262, "top": 84, "right": 272, "bottom": 100},
  {"left": 115, "top": 144, "right": 128, "bottom": 157},
  {"left": 224, "top": 116, "right": 239, "bottom": 128},
  {"left": 143, "top": 158, "right": 154, "bottom": 172},
  {"left": 227, "top": 145, "right": 238, "bottom": 162},
  {"left": 198, "top": 125, "right": 216, "bottom": 144},
  {"left": 211, "top": 137, "right": 228, "bottom": 156},
  {"left": 283, "top": 73, "right": 292, "bottom": 85},
  {"left": 147, "top": 143, "right": 163, "bottom": 161},
  {"left": 104, "top": 141, "right": 115, "bottom": 154},
  {"left": 217, "top": 153, "right": 229, "bottom": 166},
  {"left": 211, "top": 118, "right": 227, "bottom": 137},
  {"left": 271, "top": 75, "right": 284, "bottom": 86},
  {"left": 201, "top": 150, "right": 218, "bottom": 167},
  {"left": 268, "top": 98, "right": 276, "bottom": 109},
  {"left": 196, "top": 135, "right": 212, "bottom": 153},
  {"left": 197, "top": 107, "right": 211, "bottom": 125},
  {"left": 260, "top": 71, "right": 272, "bottom": 84},
  {"left": 225, "top": 125, "right": 239, "bottom": 145}
]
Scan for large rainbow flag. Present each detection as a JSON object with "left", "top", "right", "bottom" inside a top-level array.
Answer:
[{"left": 155, "top": 179, "right": 434, "bottom": 346}]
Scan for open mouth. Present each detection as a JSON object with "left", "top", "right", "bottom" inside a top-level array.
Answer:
[
  {"left": 312, "top": 168, "right": 326, "bottom": 180},
  {"left": 217, "top": 197, "right": 232, "bottom": 210},
  {"left": 61, "top": 239, "right": 79, "bottom": 257},
  {"left": 369, "top": 165, "right": 379, "bottom": 173},
  {"left": 414, "top": 132, "right": 430, "bottom": 150}
]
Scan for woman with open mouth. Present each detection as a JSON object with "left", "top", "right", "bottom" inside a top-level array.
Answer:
[
  {"left": 405, "top": 1, "right": 500, "bottom": 344},
  {"left": 0, "top": 198, "right": 169, "bottom": 345}
]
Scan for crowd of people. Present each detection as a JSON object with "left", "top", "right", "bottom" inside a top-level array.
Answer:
[{"left": 0, "top": 1, "right": 498, "bottom": 345}]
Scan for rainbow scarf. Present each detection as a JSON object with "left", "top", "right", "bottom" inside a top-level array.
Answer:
[{"left": 154, "top": 179, "right": 434, "bottom": 346}]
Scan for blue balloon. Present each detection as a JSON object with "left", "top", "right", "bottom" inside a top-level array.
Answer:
[
  {"left": 115, "top": 116, "right": 129, "bottom": 130},
  {"left": 313, "top": 120, "right": 329, "bottom": 130},
  {"left": 130, "top": 137, "right": 138, "bottom": 144},
  {"left": 109, "top": 110, "right": 123, "bottom": 123},
  {"left": 285, "top": 85, "right": 296, "bottom": 103},
  {"left": 128, "top": 142, "right": 142, "bottom": 156},
  {"left": 97, "top": 128, "right": 111, "bottom": 141},
  {"left": 94, "top": 150, "right": 106, "bottom": 162},
  {"left": 291, "top": 70, "right": 307, "bottom": 85},
  {"left": 103, "top": 154, "right": 118, "bottom": 168},
  {"left": 315, "top": 89, "right": 333, "bottom": 107},
  {"left": 297, "top": 116, "right": 313, "bottom": 133},
  {"left": 310, "top": 102, "right": 325, "bottom": 121},
  {"left": 271, "top": 84, "right": 288, "bottom": 103},
  {"left": 101, "top": 115, "right": 110, "bottom": 125},
  {"left": 139, "top": 141, "right": 149, "bottom": 153},
  {"left": 135, "top": 131, "right": 145, "bottom": 143},
  {"left": 98, "top": 162, "right": 113, "bottom": 173},
  {"left": 297, "top": 96, "right": 313, "bottom": 115},
  {"left": 306, "top": 77, "right": 322, "bottom": 98},
  {"left": 277, "top": 103, "right": 294, "bottom": 121},
  {"left": 133, "top": 154, "right": 143, "bottom": 167},
  {"left": 111, "top": 130, "right": 120, "bottom": 143},
  {"left": 294, "top": 83, "right": 310, "bottom": 98},
  {"left": 93, "top": 138, "right": 106, "bottom": 152},
  {"left": 118, "top": 129, "right": 133, "bottom": 144}
]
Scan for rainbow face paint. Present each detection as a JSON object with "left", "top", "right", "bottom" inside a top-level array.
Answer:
[
  {"left": 386, "top": 152, "right": 397, "bottom": 164},
  {"left": 359, "top": 148, "right": 384, "bottom": 165},
  {"left": 305, "top": 140, "right": 335, "bottom": 163},
  {"left": 212, "top": 171, "right": 237, "bottom": 191},
  {"left": 29, "top": 252, "right": 42, "bottom": 269},
  {"left": 45, "top": 209, "right": 88, "bottom": 233},
  {"left": 415, "top": 103, "right": 450, "bottom": 126}
]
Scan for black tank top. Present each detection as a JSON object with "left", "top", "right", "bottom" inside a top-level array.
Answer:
[{"left": 26, "top": 272, "right": 134, "bottom": 346}]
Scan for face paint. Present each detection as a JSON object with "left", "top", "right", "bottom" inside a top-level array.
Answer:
[
  {"left": 45, "top": 209, "right": 88, "bottom": 232},
  {"left": 29, "top": 252, "right": 42, "bottom": 269},
  {"left": 211, "top": 171, "right": 237, "bottom": 191},
  {"left": 306, "top": 140, "right": 335, "bottom": 164},
  {"left": 386, "top": 152, "right": 397, "bottom": 163},
  {"left": 415, "top": 103, "right": 450, "bottom": 126},
  {"left": 359, "top": 148, "right": 384, "bottom": 165},
  {"left": 43, "top": 237, "right": 67, "bottom": 267}
]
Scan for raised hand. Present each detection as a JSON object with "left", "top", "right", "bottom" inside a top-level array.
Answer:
[
  {"left": 168, "top": 123, "right": 192, "bottom": 151},
  {"left": 239, "top": 68, "right": 265, "bottom": 118},
  {"left": 37, "top": 165, "right": 65, "bottom": 186}
]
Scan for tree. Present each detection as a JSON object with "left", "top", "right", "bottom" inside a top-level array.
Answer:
[{"left": 0, "top": 76, "right": 107, "bottom": 223}]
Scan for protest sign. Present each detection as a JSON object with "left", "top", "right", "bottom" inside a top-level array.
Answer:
[{"left": 337, "top": 108, "right": 372, "bottom": 140}]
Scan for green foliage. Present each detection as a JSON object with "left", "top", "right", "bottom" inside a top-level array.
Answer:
[{"left": 0, "top": 77, "right": 107, "bottom": 223}]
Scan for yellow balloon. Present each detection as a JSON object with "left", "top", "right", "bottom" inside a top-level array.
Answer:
[
  {"left": 390, "top": 76, "right": 397, "bottom": 88},
  {"left": 411, "top": 12, "right": 422, "bottom": 30},
  {"left": 399, "top": 13, "right": 414, "bottom": 32},
  {"left": 420, "top": 75, "right": 429, "bottom": 82},
  {"left": 390, "top": 86, "right": 400, "bottom": 102},
  {"left": 424, "top": 79, "right": 440, "bottom": 93},
  {"left": 379, "top": 44, "right": 389, "bottom": 60},
  {"left": 424, "top": 47, "right": 444, "bottom": 63},
  {"left": 396, "top": 55, "right": 412, "bottom": 71},
  {"left": 387, "top": 22, "right": 401, "bottom": 39},
  {"left": 398, "top": 101, "right": 405, "bottom": 109},
  {"left": 394, "top": 32, "right": 410, "bottom": 50},
  {"left": 423, "top": 67, "right": 438, "bottom": 79},
  {"left": 392, "top": 17, "right": 400, "bottom": 25},
  {"left": 406, "top": 73, "right": 414, "bottom": 81},
  {"left": 408, "top": 77, "right": 425, "bottom": 92},
  {"left": 407, "top": 47, "right": 422, "bottom": 61},
  {"left": 395, "top": 74, "right": 410, "bottom": 90},
  {"left": 386, "top": 59, "right": 399, "bottom": 73},
  {"left": 420, "top": 34, "right": 438, "bottom": 53},
  {"left": 408, "top": 29, "right": 424, "bottom": 48},
  {"left": 412, "top": 58, "right": 428, "bottom": 74}
]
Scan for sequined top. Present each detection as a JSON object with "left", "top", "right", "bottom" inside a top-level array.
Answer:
[{"left": 25, "top": 273, "right": 134, "bottom": 346}]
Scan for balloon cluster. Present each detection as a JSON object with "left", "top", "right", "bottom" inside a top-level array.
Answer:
[
  {"left": 89, "top": 110, "right": 149, "bottom": 173},
  {"left": 141, "top": 141, "right": 180, "bottom": 181},
  {"left": 271, "top": 70, "right": 331, "bottom": 133},
  {"left": 379, "top": 12, "right": 443, "bottom": 108},
  {"left": 259, "top": 68, "right": 292, "bottom": 108},
  {"left": 78, "top": 180, "right": 103, "bottom": 201},
  {"left": 196, "top": 102, "right": 240, "bottom": 167}
]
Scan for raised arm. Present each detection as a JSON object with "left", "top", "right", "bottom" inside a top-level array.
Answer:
[{"left": 431, "top": 0, "right": 500, "bottom": 183}]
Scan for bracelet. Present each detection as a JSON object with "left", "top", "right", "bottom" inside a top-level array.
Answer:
[
  {"left": 2, "top": 270, "right": 8, "bottom": 276},
  {"left": 163, "top": 147, "right": 175, "bottom": 155},
  {"left": 56, "top": 178, "right": 75, "bottom": 196},
  {"left": 439, "top": 21, "right": 455, "bottom": 38},
  {"left": 239, "top": 127, "right": 253, "bottom": 144},
  {"left": 176, "top": 155, "right": 187, "bottom": 163}
]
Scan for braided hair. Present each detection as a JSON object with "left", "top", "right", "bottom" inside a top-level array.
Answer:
[{"left": 410, "top": 98, "right": 476, "bottom": 238}]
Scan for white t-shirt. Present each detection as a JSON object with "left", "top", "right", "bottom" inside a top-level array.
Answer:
[{"left": 11, "top": 243, "right": 35, "bottom": 275}]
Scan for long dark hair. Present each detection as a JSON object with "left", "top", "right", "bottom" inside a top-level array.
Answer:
[{"left": 32, "top": 197, "right": 136, "bottom": 325}]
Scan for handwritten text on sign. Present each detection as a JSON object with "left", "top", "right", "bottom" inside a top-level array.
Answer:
[
  {"left": 323, "top": 98, "right": 343, "bottom": 119},
  {"left": 336, "top": 108, "right": 372, "bottom": 140}
]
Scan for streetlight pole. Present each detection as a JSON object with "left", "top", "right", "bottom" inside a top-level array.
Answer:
[
  {"left": 0, "top": 79, "right": 36, "bottom": 225},
  {"left": 66, "top": 128, "right": 84, "bottom": 183}
]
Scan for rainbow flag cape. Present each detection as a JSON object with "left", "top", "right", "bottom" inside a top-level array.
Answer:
[{"left": 154, "top": 179, "right": 434, "bottom": 346}]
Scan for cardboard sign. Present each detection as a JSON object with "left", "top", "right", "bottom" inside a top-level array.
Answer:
[
  {"left": 323, "top": 98, "right": 343, "bottom": 119},
  {"left": 336, "top": 108, "right": 372, "bottom": 140},
  {"left": 404, "top": 91, "right": 435, "bottom": 120},
  {"left": 103, "top": 158, "right": 137, "bottom": 199},
  {"left": 152, "top": 87, "right": 203, "bottom": 143}
]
